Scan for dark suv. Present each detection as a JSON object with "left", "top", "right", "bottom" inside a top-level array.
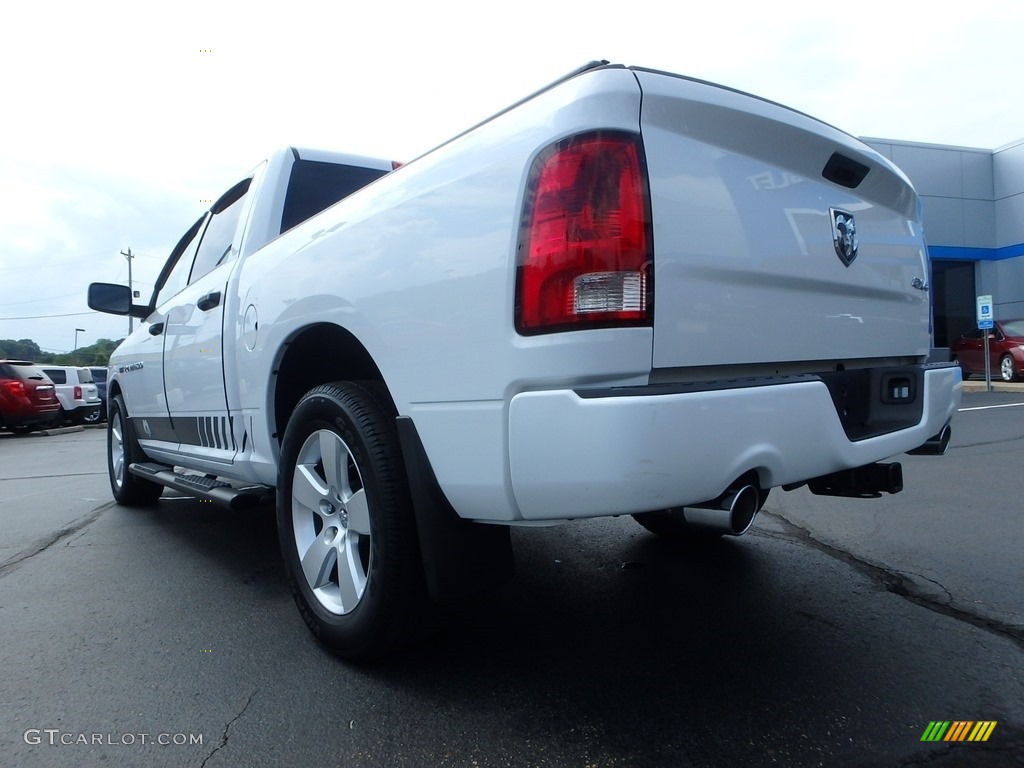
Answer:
[
  {"left": 0, "top": 360, "right": 61, "bottom": 434},
  {"left": 88, "top": 366, "right": 109, "bottom": 421}
]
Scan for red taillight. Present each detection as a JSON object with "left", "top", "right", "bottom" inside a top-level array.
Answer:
[
  {"left": 74, "top": 385, "right": 82, "bottom": 400},
  {"left": 515, "top": 131, "right": 653, "bottom": 334},
  {"left": 2, "top": 380, "right": 27, "bottom": 397}
]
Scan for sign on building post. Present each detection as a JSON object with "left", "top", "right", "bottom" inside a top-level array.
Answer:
[
  {"left": 976, "top": 295, "right": 993, "bottom": 330},
  {"left": 977, "top": 295, "right": 994, "bottom": 391}
]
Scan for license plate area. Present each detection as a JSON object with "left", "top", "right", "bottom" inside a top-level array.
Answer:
[{"left": 819, "top": 367, "right": 924, "bottom": 441}]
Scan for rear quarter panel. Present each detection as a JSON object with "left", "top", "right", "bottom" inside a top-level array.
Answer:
[{"left": 233, "top": 68, "right": 655, "bottom": 513}]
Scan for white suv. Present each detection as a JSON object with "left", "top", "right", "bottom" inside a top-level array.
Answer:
[{"left": 40, "top": 366, "right": 102, "bottom": 425}]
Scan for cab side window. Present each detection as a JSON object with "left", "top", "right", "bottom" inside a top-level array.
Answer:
[
  {"left": 188, "top": 178, "right": 252, "bottom": 285},
  {"left": 155, "top": 216, "right": 206, "bottom": 307}
]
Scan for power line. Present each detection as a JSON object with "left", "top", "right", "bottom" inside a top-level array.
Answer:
[
  {"left": 0, "top": 311, "right": 95, "bottom": 320},
  {"left": 0, "top": 292, "right": 82, "bottom": 308},
  {"left": 0, "top": 251, "right": 113, "bottom": 274}
]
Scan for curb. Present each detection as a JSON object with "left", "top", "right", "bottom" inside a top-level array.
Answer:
[
  {"left": 960, "top": 381, "right": 1024, "bottom": 393},
  {"left": 30, "top": 425, "right": 86, "bottom": 437}
]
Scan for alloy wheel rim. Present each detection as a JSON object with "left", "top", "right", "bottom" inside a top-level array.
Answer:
[
  {"left": 110, "top": 412, "right": 125, "bottom": 489},
  {"left": 291, "top": 429, "right": 371, "bottom": 615}
]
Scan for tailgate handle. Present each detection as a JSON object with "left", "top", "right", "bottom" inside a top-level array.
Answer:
[
  {"left": 822, "top": 152, "right": 869, "bottom": 189},
  {"left": 149, "top": 322, "right": 164, "bottom": 336},
  {"left": 198, "top": 291, "right": 221, "bottom": 312}
]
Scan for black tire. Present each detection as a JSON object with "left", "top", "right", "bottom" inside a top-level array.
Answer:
[
  {"left": 999, "top": 355, "right": 1017, "bottom": 383},
  {"left": 81, "top": 406, "right": 102, "bottom": 425},
  {"left": 277, "top": 381, "right": 429, "bottom": 659},
  {"left": 10, "top": 425, "right": 34, "bottom": 435},
  {"left": 107, "top": 394, "right": 163, "bottom": 506}
]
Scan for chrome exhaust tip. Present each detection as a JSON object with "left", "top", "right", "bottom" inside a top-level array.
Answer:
[
  {"left": 907, "top": 424, "right": 952, "bottom": 456},
  {"left": 683, "top": 484, "right": 760, "bottom": 536}
]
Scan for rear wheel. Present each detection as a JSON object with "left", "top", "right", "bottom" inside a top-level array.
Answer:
[
  {"left": 999, "top": 355, "right": 1017, "bottom": 382},
  {"left": 277, "top": 381, "right": 429, "bottom": 659},
  {"left": 107, "top": 394, "right": 163, "bottom": 505}
]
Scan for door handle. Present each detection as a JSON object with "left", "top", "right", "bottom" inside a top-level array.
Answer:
[
  {"left": 149, "top": 322, "right": 164, "bottom": 336},
  {"left": 197, "top": 291, "right": 221, "bottom": 312}
]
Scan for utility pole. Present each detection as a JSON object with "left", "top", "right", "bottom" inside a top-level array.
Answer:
[
  {"left": 120, "top": 248, "right": 135, "bottom": 333},
  {"left": 74, "top": 328, "right": 85, "bottom": 363}
]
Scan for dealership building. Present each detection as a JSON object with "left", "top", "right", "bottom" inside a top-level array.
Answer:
[{"left": 863, "top": 136, "right": 1024, "bottom": 348}]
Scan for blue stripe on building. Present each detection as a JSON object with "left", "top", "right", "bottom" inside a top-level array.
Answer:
[{"left": 929, "top": 243, "right": 1024, "bottom": 261}]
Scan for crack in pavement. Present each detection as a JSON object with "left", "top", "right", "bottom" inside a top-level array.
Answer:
[
  {"left": 758, "top": 510, "right": 1024, "bottom": 652},
  {"left": 200, "top": 689, "right": 258, "bottom": 768},
  {"left": 949, "top": 433, "right": 1024, "bottom": 449},
  {"left": 0, "top": 471, "right": 108, "bottom": 482},
  {"left": 0, "top": 501, "right": 115, "bottom": 580}
]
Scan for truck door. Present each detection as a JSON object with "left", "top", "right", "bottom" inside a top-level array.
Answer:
[
  {"left": 162, "top": 178, "right": 251, "bottom": 464},
  {"left": 117, "top": 215, "right": 206, "bottom": 453}
]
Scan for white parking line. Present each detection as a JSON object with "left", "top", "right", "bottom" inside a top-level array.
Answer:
[{"left": 958, "top": 401, "right": 1024, "bottom": 412}]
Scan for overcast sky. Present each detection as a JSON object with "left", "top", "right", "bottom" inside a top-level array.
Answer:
[{"left": 1, "top": 0, "right": 1022, "bottom": 353}]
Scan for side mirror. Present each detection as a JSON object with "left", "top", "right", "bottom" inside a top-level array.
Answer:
[
  {"left": 88, "top": 283, "right": 150, "bottom": 318},
  {"left": 88, "top": 283, "right": 131, "bottom": 315}
]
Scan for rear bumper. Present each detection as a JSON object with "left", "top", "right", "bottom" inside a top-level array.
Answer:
[
  {"left": 1, "top": 406, "right": 59, "bottom": 428},
  {"left": 507, "top": 364, "right": 961, "bottom": 520},
  {"left": 65, "top": 400, "right": 102, "bottom": 417}
]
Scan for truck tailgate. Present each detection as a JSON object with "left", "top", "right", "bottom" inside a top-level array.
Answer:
[{"left": 634, "top": 69, "right": 931, "bottom": 371}]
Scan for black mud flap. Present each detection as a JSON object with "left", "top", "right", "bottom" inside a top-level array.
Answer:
[{"left": 395, "top": 416, "right": 514, "bottom": 602}]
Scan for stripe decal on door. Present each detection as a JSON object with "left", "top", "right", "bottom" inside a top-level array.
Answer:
[
  {"left": 174, "top": 416, "right": 236, "bottom": 451},
  {"left": 130, "top": 415, "right": 236, "bottom": 451}
]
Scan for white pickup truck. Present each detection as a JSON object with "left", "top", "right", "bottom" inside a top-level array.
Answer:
[{"left": 89, "top": 62, "right": 961, "bottom": 658}]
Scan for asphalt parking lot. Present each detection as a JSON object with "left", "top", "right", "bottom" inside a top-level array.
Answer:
[{"left": 1, "top": 391, "right": 1022, "bottom": 768}]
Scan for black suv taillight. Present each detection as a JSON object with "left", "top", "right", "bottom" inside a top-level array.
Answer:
[{"left": 515, "top": 131, "right": 653, "bottom": 334}]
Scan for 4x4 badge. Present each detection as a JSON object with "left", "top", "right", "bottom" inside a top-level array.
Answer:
[{"left": 830, "top": 208, "right": 858, "bottom": 267}]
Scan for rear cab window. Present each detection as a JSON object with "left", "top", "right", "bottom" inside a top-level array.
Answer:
[{"left": 280, "top": 160, "right": 389, "bottom": 234}]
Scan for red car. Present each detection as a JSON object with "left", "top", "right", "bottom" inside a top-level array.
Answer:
[
  {"left": 949, "top": 320, "right": 1024, "bottom": 382},
  {"left": 0, "top": 360, "right": 61, "bottom": 434}
]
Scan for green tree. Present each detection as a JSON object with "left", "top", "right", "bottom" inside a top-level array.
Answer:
[
  {"left": 0, "top": 338, "right": 123, "bottom": 366},
  {"left": 0, "top": 338, "right": 43, "bottom": 360}
]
